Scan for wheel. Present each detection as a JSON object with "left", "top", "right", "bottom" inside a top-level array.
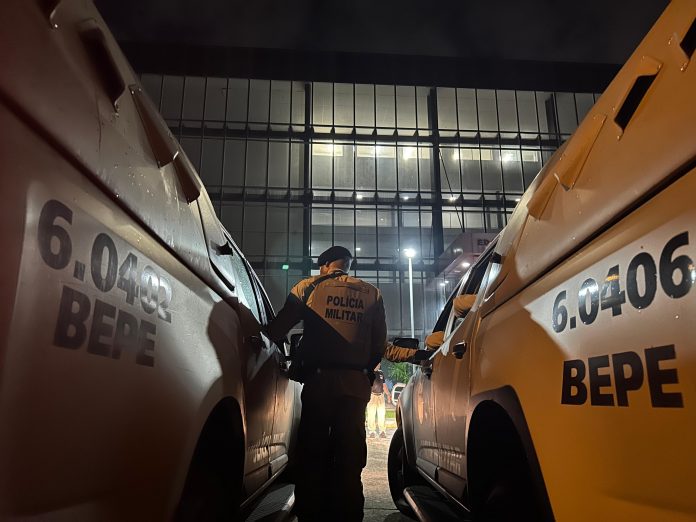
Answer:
[
  {"left": 174, "top": 456, "right": 238, "bottom": 522},
  {"left": 473, "top": 458, "right": 533, "bottom": 521},
  {"left": 387, "top": 426, "right": 422, "bottom": 517},
  {"left": 173, "top": 404, "right": 244, "bottom": 521},
  {"left": 468, "top": 406, "right": 544, "bottom": 521}
]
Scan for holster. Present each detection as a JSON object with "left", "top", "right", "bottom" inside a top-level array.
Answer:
[{"left": 288, "top": 343, "right": 307, "bottom": 383}]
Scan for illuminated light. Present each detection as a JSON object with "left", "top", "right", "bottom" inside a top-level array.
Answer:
[
  {"left": 282, "top": 264, "right": 290, "bottom": 270},
  {"left": 312, "top": 143, "right": 344, "bottom": 156},
  {"left": 356, "top": 247, "right": 362, "bottom": 252},
  {"left": 515, "top": 197, "right": 521, "bottom": 202},
  {"left": 376, "top": 145, "right": 396, "bottom": 158},
  {"left": 522, "top": 150, "right": 539, "bottom": 162},
  {"left": 448, "top": 195, "right": 457, "bottom": 202},
  {"left": 403, "top": 248, "right": 416, "bottom": 259},
  {"left": 453, "top": 248, "right": 463, "bottom": 253},
  {"left": 402, "top": 146, "right": 417, "bottom": 160},
  {"left": 403, "top": 196, "right": 410, "bottom": 200},
  {"left": 453, "top": 148, "right": 494, "bottom": 162},
  {"left": 461, "top": 261, "right": 471, "bottom": 268},
  {"left": 357, "top": 145, "right": 375, "bottom": 158},
  {"left": 355, "top": 144, "right": 397, "bottom": 158},
  {"left": 439, "top": 282, "right": 447, "bottom": 287},
  {"left": 579, "top": 281, "right": 600, "bottom": 299},
  {"left": 356, "top": 194, "right": 364, "bottom": 200},
  {"left": 501, "top": 151, "right": 517, "bottom": 163}
]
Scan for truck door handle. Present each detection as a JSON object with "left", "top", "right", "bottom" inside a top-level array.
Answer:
[
  {"left": 213, "top": 241, "right": 234, "bottom": 256},
  {"left": 453, "top": 342, "right": 467, "bottom": 359},
  {"left": 79, "top": 22, "right": 125, "bottom": 111}
]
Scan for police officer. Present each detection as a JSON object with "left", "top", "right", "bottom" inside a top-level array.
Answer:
[{"left": 266, "top": 246, "right": 386, "bottom": 521}]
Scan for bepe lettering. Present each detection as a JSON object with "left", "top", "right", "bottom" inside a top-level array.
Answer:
[
  {"left": 54, "top": 285, "right": 156, "bottom": 367},
  {"left": 561, "top": 346, "right": 682, "bottom": 408}
]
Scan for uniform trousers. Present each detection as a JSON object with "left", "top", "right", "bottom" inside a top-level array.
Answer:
[
  {"left": 366, "top": 393, "right": 386, "bottom": 435},
  {"left": 294, "top": 382, "right": 369, "bottom": 521}
]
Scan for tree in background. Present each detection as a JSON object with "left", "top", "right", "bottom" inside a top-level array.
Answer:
[{"left": 380, "top": 359, "right": 411, "bottom": 387}]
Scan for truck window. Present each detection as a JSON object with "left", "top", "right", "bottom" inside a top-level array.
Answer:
[
  {"left": 448, "top": 241, "right": 498, "bottom": 334},
  {"left": 433, "top": 289, "right": 456, "bottom": 333},
  {"left": 227, "top": 243, "right": 261, "bottom": 322}
]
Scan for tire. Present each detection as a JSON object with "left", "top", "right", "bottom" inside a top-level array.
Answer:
[
  {"left": 387, "top": 426, "right": 422, "bottom": 517},
  {"left": 473, "top": 459, "right": 533, "bottom": 521},
  {"left": 174, "top": 456, "right": 239, "bottom": 522},
  {"left": 174, "top": 404, "right": 244, "bottom": 521},
  {"left": 468, "top": 411, "right": 542, "bottom": 521}
]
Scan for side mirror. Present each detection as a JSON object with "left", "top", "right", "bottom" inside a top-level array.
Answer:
[
  {"left": 392, "top": 337, "right": 419, "bottom": 349},
  {"left": 453, "top": 294, "right": 476, "bottom": 317},
  {"left": 289, "top": 332, "right": 303, "bottom": 359}
]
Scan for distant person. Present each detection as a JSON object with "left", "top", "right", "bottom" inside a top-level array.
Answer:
[
  {"left": 266, "top": 246, "right": 387, "bottom": 522},
  {"left": 366, "top": 366, "right": 390, "bottom": 438}
]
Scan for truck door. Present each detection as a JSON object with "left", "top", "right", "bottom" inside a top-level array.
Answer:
[
  {"left": 433, "top": 245, "right": 500, "bottom": 500},
  {"left": 251, "top": 274, "right": 296, "bottom": 479},
  {"left": 198, "top": 195, "right": 278, "bottom": 497},
  {"left": 410, "top": 295, "right": 456, "bottom": 480},
  {"left": 226, "top": 242, "right": 279, "bottom": 497}
]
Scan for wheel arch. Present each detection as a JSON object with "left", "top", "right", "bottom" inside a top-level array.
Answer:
[
  {"left": 467, "top": 385, "right": 554, "bottom": 521},
  {"left": 173, "top": 395, "right": 246, "bottom": 519}
]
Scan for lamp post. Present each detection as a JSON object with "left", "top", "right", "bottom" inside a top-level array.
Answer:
[{"left": 403, "top": 248, "right": 416, "bottom": 338}]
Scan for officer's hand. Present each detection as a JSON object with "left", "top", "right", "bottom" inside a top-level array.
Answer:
[
  {"left": 425, "top": 330, "right": 445, "bottom": 349},
  {"left": 412, "top": 350, "right": 431, "bottom": 363}
]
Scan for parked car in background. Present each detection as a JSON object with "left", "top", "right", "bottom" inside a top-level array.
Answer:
[
  {"left": 0, "top": 1, "right": 300, "bottom": 519},
  {"left": 391, "top": 383, "right": 406, "bottom": 406},
  {"left": 389, "top": 1, "right": 696, "bottom": 520}
]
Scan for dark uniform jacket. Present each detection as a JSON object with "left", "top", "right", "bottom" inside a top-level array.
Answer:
[
  {"left": 384, "top": 342, "right": 419, "bottom": 363},
  {"left": 267, "top": 270, "right": 387, "bottom": 400},
  {"left": 371, "top": 370, "right": 386, "bottom": 396},
  {"left": 383, "top": 330, "right": 444, "bottom": 363}
]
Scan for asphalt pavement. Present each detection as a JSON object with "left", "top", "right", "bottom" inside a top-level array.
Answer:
[
  {"left": 362, "top": 425, "right": 415, "bottom": 522},
  {"left": 257, "top": 413, "right": 415, "bottom": 522}
]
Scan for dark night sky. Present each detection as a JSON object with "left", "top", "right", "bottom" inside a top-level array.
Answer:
[
  {"left": 97, "top": 0, "right": 667, "bottom": 64},
  {"left": 95, "top": 0, "right": 669, "bottom": 89}
]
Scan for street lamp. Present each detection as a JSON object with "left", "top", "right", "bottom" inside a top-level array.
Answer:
[{"left": 403, "top": 248, "right": 416, "bottom": 338}]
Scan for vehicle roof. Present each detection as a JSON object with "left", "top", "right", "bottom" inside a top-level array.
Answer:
[{"left": 486, "top": 0, "right": 696, "bottom": 310}]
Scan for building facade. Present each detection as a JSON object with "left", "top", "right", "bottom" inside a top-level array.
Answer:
[{"left": 139, "top": 75, "right": 598, "bottom": 338}]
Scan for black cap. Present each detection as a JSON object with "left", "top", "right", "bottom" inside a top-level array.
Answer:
[{"left": 317, "top": 245, "right": 353, "bottom": 267}]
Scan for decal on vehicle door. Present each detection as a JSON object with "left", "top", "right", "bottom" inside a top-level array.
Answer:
[
  {"left": 561, "top": 345, "right": 683, "bottom": 408},
  {"left": 37, "top": 199, "right": 174, "bottom": 367},
  {"left": 550, "top": 232, "right": 694, "bottom": 333}
]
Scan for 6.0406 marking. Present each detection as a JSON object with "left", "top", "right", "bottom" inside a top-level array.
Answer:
[{"left": 551, "top": 232, "right": 694, "bottom": 333}]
